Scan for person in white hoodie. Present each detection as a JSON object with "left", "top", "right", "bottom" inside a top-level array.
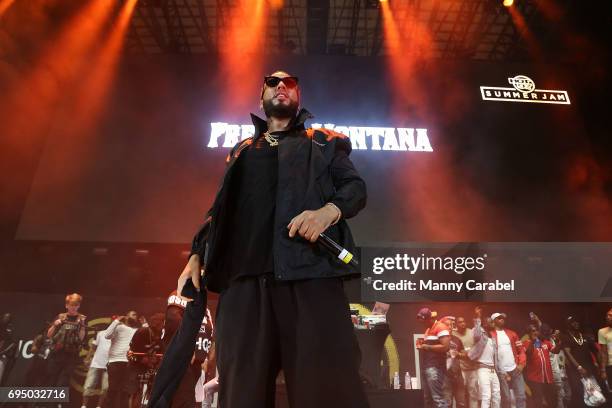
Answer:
[{"left": 105, "top": 311, "right": 139, "bottom": 408}]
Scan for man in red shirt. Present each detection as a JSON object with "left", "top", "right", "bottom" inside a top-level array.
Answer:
[
  {"left": 417, "top": 308, "right": 451, "bottom": 408},
  {"left": 522, "top": 324, "right": 561, "bottom": 407}
]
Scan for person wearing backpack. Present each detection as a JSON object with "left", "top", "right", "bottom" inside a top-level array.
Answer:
[{"left": 46, "top": 293, "right": 87, "bottom": 388}]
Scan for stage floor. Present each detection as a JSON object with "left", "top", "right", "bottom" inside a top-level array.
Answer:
[{"left": 275, "top": 386, "right": 424, "bottom": 408}]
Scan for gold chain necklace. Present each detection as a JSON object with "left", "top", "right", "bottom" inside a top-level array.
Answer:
[
  {"left": 264, "top": 131, "right": 279, "bottom": 147},
  {"left": 570, "top": 331, "right": 584, "bottom": 346}
]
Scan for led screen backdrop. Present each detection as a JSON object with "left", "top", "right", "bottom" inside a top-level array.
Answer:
[{"left": 15, "top": 55, "right": 608, "bottom": 245}]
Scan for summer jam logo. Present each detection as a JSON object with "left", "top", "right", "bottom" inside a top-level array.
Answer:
[{"left": 480, "top": 75, "right": 570, "bottom": 105}]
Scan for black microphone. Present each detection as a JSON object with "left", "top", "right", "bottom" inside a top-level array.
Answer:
[{"left": 318, "top": 232, "right": 359, "bottom": 268}]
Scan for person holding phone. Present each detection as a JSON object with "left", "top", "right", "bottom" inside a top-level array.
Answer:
[{"left": 522, "top": 323, "right": 561, "bottom": 407}]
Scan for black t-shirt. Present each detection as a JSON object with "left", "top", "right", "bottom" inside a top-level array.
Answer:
[
  {"left": 224, "top": 136, "right": 278, "bottom": 280},
  {"left": 562, "top": 332, "right": 598, "bottom": 372},
  {"left": 448, "top": 334, "right": 464, "bottom": 374},
  {"left": 130, "top": 327, "right": 162, "bottom": 355}
]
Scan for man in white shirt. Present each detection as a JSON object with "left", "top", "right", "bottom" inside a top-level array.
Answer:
[
  {"left": 466, "top": 307, "right": 501, "bottom": 408},
  {"left": 490, "top": 313, "right": 526, "bottom": 408},
  {"left": 598, "top": 308, "right": 612, "bottom": 400},
  {"left": 82, "top": 330, "right": 112, "bottom": 408},
  {"left": 105, "top": 311, "right": 139, "bottom": 408},
  {"left": 495, "top": 329, "right": 516, "bottom": 372}
]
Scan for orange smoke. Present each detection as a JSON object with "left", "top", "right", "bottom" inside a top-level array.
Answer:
[
  {"left": 380, "top": 0, "right": 434, "bottom": 118},
  {"left": 565, "top": 154, "right": 612, "bottom": 239},
  {"left": 533, "top": 0, "right": 563, "bottom": 22},
  {"left": 34, "top": 0, "right": 138, "bottom": 201},
  {"left": 269, "top": 0, "right": 284, "bottom": 10},
  {"left": 507, "top": 6, "right": 541, "bottom": 59},
  {"left": 70, "top": 0, "right": 138, "bottom": 135},
  {"left": 218, "top": 0, "right": 268, "bottom": 114},
  {"left": 1, "top": 0, "right": 137, "bottom": 212},
  {"left": 381, "top": 1, "right": 511, "bottom": 240},
  {"left": 0, "top": 0, "right": 14, "bottom": 18},
  {"left": 1, "top": 0, "right": 115, "bottom": 151}
]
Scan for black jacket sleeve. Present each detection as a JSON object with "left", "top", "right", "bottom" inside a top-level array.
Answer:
[
  {"left": 148, "top": 287, "right": 206, "bottom": 408},
  {"left": 129, "top": 328, "right": 147, "bottom": 353},
  {"left": 329, "top": 137, "right": 367, "bottom": 219},
  {"left": 188, "top": 139, "right": 247, "bottom": 260},
  {"left": 188, "top": 210, "right": 212, "bottom": 260},
  {"left": 150, "top": 141, "right": 257, "bottom": 408}
]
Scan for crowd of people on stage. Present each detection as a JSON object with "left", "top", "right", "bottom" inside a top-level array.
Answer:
[
  {"left": 417, "top": 306, "right": 612, "bottom": 408},
  {"left": 3, "top": 295, "right": 612, "bottom": 408},
  {"left": 2, "top": 292, "right": 218, "bottom": 408}
]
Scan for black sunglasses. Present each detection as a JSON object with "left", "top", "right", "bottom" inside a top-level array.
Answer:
[{"left": 263, "top": 76, "right": 299, "bottom": 88}]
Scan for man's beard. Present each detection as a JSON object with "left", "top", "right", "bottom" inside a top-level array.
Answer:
[{"left": 262, "top": 98, "right": 299, "bottom": 119}]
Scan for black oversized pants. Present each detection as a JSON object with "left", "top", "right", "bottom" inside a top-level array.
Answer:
[
  {"left": 46, "top": 351, "right": 79, "bottom": 388},
  {"left": 215, "top": 275, "right": 369, "bottom": 408},
  {"left": 170, "top": 363, "right": 201, "bottom": 408},
  {"left": 526, "top": 381, "right": 557, "bottom": 408}
]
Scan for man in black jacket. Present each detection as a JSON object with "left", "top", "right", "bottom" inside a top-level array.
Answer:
[{"left": 151, "top": 70, "right": 368, "bottom": 408}]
